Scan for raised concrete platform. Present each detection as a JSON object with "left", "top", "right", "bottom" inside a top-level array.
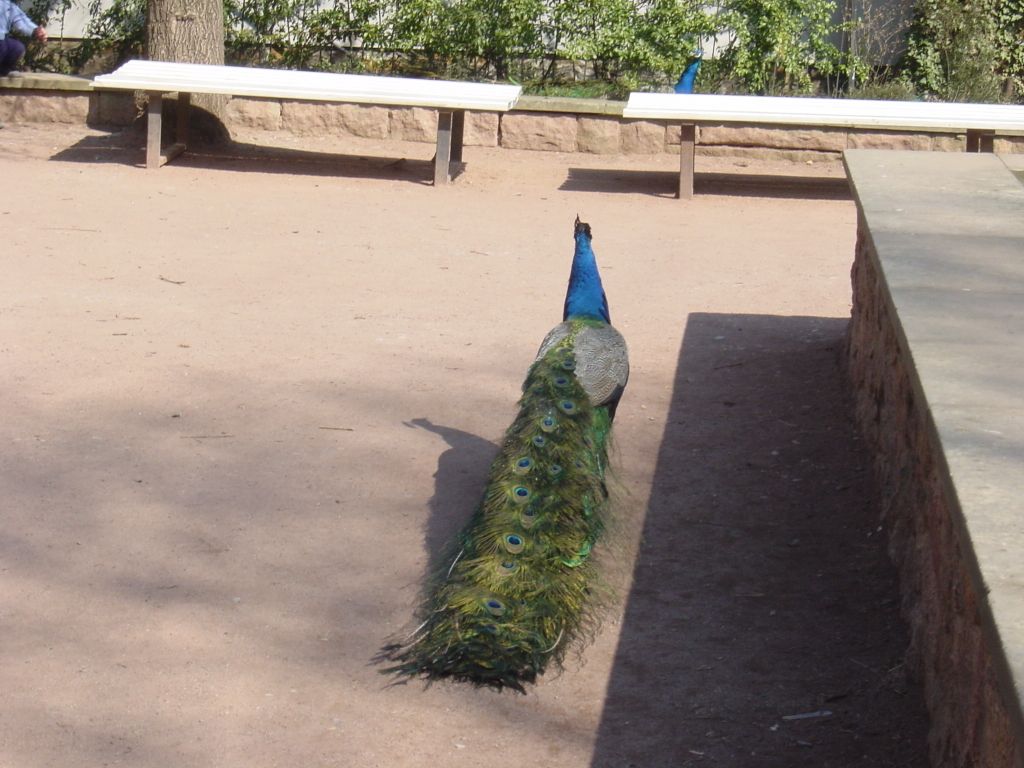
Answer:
[
  {"left": 1003, "top": 153, "right": 1024, "bottom": 184},
  {"left": 844, "top": 149, "right": 1024, "bottom": 767}
]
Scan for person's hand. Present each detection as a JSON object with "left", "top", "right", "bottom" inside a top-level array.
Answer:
[{"left": 33, "top": 26, "right": 47, "bottom": 43}]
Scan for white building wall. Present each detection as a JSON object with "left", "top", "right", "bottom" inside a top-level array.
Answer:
[{"left": 27, "top": 0, "right": 98, "bottom": 38}]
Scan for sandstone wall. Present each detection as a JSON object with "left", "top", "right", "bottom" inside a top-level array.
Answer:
[
  {"left": 846, "top": 224, "right": 1024, "bottom": 768},
  {"left": 0, "top": 89, "right": 91, "bottom": 124},
  {"left": 4, "top": 79, "right": 1024, "bottom": 158}
]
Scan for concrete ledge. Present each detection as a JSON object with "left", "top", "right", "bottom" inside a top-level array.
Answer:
[
  {"left": 514, "top": 94, "right": 624, "bottom": 115},
  {"left": 0, "top": 72, "right": 92, "bottom": 91},
  {"left": 844, "top": 149, "right": 1024, "bottom": 768}
]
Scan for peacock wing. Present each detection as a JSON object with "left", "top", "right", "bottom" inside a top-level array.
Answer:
[{"left": 536, "top": 320, "right": 629, "bottom": 409}]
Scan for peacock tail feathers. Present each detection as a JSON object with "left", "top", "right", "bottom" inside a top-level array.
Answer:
[
  {"left": 380, "top": 218, "right": 628, "bottom": 693},
  {"left": 382, "top": 323, "right": 615, "bottom": 692}
]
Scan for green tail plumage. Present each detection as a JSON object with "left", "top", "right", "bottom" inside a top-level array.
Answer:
[
  {"left": 382, "top": 324, "right": 614, "bottom": 692},
  {"left": 381, "top": 218, "right": 627, "bottom": 692}
]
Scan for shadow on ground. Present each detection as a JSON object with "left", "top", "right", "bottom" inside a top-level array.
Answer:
[
  {"left": 402, "top": 417, "right": 498, "bottom": 576},
  {"left": 562, "top": 168, "right": 852, "bottom": 200},
  {"left": 590, "top": 313, "right": 929, "bottom": 767},
  {"left": 50, "top": 129, "right": 439, "bottom": 184},
  {"left": 48, "top": 128, "right": 849, "bottom": 197}
]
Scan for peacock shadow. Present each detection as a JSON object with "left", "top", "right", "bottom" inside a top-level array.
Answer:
[{"left": 403, "top": 417, "right": 498, "bottom": 576}]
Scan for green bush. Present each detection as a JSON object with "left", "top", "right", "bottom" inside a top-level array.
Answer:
[
  {"left": 550, "top": 0, "right": 717, "bottom": 84},
  {"left": 902, "top": 0, "right": 1022, "bottom": 102},
  {"left": 717, "top": 0, "right": 853, "bottom": 94}
]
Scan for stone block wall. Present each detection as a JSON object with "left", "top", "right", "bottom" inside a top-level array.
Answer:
[
  {"left": 845, "top": 224, "right": 1023, "bottom": 768},
  {"left": 0, "top": 89, "right": 90, "bottom": 124},
  {"left": 3, "top": 78, "right": 1024, "bottom": 158},
  {"left": 223, "top": 95, "right": 503, "bottom": 147},
  {"left": 245, "top": 103, "right": 1024, "bottom": 158}
]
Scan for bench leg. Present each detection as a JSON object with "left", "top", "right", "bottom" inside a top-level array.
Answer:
[
  {"left": 966, "top": 129, "right": 995, "bottom": 153},
  {"left": 145, "top": 90, "right": 188, "bottom": 169},
  {"left": 146, "top": 91, "right": 163, "bottom": 170},
  {"left": 678, "top": 123, "right": 696, "bottom": 199},
  {"left": 434, "top": 110, "right": 454, "bottom": 187}
]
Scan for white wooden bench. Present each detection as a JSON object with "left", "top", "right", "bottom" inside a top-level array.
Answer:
[
  {"left": 623, "top": 93, "right": 1024, "bottom": 198},
  {"left": 92, "top": 59, "right": 522, "bottom": 185}
]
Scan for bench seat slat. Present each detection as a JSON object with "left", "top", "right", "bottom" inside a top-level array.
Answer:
[
  {"left": 624, "top": 93, "right": 1024, "bottom": 133},
  {"left": 93, "top": 60, "right": 522, "bottom": 112}
]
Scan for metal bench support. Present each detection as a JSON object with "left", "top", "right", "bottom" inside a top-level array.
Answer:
[
  {"left": 145, "top": 90, "right": 187, "bottom": 169},
  {"left": 678, "top": 123, "right": 696, "bottom": 199},
  {"left": 435, "top": 109, "right": 466, "bottom": 185}
]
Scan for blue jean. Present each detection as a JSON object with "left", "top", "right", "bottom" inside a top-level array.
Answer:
[{"left": 0, "top": 37, "right": 26, "bottom": 75}]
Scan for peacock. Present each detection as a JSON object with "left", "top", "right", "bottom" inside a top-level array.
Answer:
[
  {"left": 381, "top": 217, "right": 629, "bottom": 693},
  {"left": 674, "top": 49, "right": 703, "bottom": 94}
]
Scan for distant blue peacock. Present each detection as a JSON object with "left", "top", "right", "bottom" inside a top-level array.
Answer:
[
  {"left": 381, "top": 217, "right": 629, "bottom": 692},
  {"left": 674, "top": 49, "right": 703, "bottom": 93}
]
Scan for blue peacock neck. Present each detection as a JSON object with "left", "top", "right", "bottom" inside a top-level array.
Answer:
[
  {"left": 674, "top": 53, "right": 702, "bottom": 94},
  {"left": 563, "top": 225, "right": 610, "bottom": 324}
]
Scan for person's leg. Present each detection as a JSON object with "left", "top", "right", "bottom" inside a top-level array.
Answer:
[{"left": 0, "top": 38, "right": 27, "bottom": 76}]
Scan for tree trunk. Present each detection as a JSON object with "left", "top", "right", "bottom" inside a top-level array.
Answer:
[{"left": 146, "top": 0, "right": 227, "bottom": 118}]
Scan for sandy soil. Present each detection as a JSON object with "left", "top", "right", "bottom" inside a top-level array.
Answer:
[{"left": 0, "top": 123, "right": 928, "bottom": 767}]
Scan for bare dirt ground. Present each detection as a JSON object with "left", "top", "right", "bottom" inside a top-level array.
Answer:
[{"left": 0, "top": 123, "right": 929, "bottom": 767}]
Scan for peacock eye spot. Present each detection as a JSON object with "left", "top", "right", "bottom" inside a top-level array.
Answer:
[
  {"left": 503, "top": 534, "right": 526, "bottom": 553},
  {"left": 520, "top": 509, "right": 538, "bottom": 529},
  {"left": 562, "top": 359, "right": 576, "bottom": 371},
  {"left": 548, "top": 463, "right": 563, "bottom": 476},
  {"left": 532, "top": 435, "right": 547, "bottom": 448},
  {"left": 513, "top": 457, "right": 533, "bottom": 474},
  {"left": 554, "top": 376, "right": 569, "bottom": 387},
  {"left": 484, "top": 599, "right": 506, "bottom": 616},
  {"left": 511, "top": 486, "right": 531, "bottom": 505},
  {"left": 559, "top": 400, "right": 577, "bottom": 414}
]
